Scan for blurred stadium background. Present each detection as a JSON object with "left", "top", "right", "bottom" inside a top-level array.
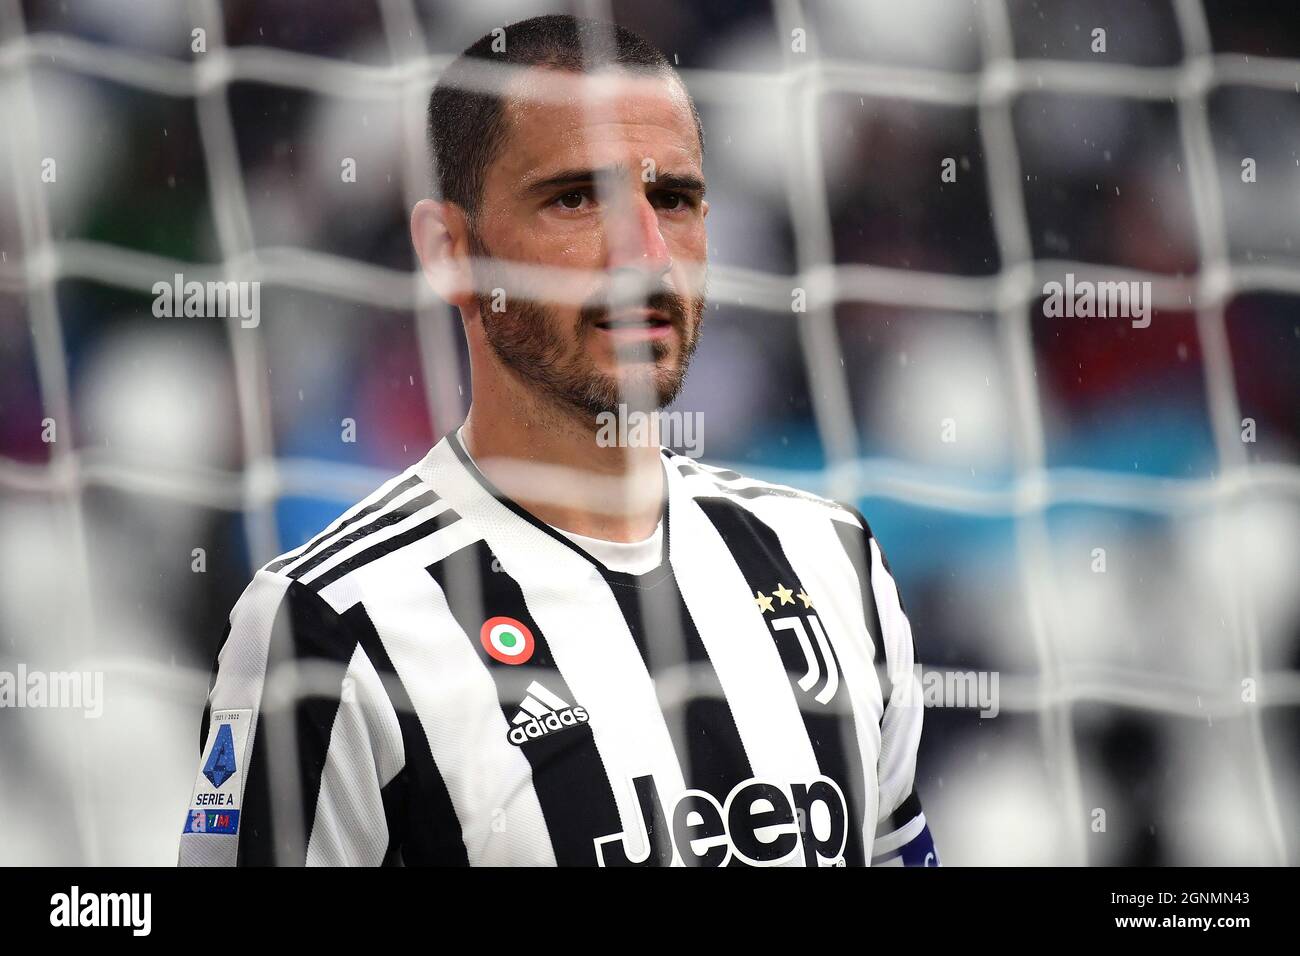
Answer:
[{"left": 1, "top": 0, "right": 1297, "bottom": 865}]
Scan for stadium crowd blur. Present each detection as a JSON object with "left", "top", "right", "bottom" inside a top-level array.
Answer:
[{"left": 0, "top": 0, "right": 1296, "bottom": 864}]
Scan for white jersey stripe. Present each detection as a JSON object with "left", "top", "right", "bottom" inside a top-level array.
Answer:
[
  {"left": 179, "top": 569, "right": 292, "bottom": 867},
  {"left": 305, "top": 643, "right": 404, "bottom": 866},
  {"left": 870, "top": 536, "right": 923, "bottom": 822}
]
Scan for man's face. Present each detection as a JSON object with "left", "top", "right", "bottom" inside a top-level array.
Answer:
[{"left": 469, "top": 66, "right": 708, "bottom": 419}]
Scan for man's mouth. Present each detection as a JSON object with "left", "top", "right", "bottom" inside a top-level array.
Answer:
[
  {"left": 592, "top": 306, "right": 681, "bottom": 343},
  {"left": 592, "top": 308, "right": 675, "bottom": 338}
]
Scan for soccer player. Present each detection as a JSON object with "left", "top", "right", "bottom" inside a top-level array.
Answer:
[{"left": 179, "top": 14, "right": 938, "bottom": 867}]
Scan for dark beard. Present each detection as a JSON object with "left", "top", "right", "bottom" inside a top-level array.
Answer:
[{"left": 470, "top": 234, "right": 704, "bottom": 420}]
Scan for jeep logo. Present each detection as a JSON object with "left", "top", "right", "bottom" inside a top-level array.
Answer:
[{"left": 595, "top": 774, "right": 848, "bottom": 867}]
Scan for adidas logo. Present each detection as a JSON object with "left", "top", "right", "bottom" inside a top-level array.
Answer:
[{"left": 507, "top": 681, "right": 589, "bottom": 746}]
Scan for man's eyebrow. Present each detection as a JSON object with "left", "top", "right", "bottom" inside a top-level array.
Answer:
[
  {"left": 522, "top": 165, "right": 706, "bottom": 197},
  {"left": 653, "top": 173, "right": 706, "bottom": 195}
]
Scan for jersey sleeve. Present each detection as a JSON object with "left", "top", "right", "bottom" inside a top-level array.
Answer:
[
  {"left": 178, "top": 570, "right": 407, "bottom": 866},
  {"left": 837, "top": 507, "right": 940, "bottom": 867}
]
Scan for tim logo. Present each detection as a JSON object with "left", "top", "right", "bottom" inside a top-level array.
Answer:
[
  {"left": 595, "top": 774, "right": 848, "bottom": 867},
  {"left": 772, "top": 614, "right": 839, "bottom": 705},
  {"left": 184, "top": 808, "right": 240, "bottom": 834}
]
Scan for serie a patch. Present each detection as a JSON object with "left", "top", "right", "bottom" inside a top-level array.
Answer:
[{"left": 183, "top": 708, "right": 254, "bottom": 836}]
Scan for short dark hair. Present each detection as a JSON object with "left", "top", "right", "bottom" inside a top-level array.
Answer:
[{"left": 426, "top": 14, "right": 702, "bottom": 220}]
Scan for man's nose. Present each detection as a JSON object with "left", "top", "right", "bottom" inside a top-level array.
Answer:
[{"left": 605, "top": 192, "right": 672, "bottom": 276}]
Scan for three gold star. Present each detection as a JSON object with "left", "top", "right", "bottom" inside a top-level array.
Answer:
[{"left": 755, "top": 584, "right": 812, "bottom": 613}]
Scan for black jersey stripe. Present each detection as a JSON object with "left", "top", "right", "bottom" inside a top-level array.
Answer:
[
  {"left": 303, "top": 506, "right": 460, "bottom": 593},
  {"left": 343, "top": 602, "right": 469, "bottom": 866},
  {"left": 875, "top": 790, "right": 923, "bottom": 839},
  {"left": 427, "top": 538, "right": 628, "bottom": 867},
  {"left": 598, "top": 566, "right": 755, "bottom": 828},
  {"left": 236, "top": 580, "right": 359, "bottom": 866},
  {"left": 694, "top": 496, "right": 868, "bottom": 868},
  {"left": 378, "top": 775, "right": 406, "bottom": 865},
  {"left": 265, "top": 474, "right": 424, "bottom": 574},
  {"left": 287, "top": 490, "right": 442, "bottom": 581}
]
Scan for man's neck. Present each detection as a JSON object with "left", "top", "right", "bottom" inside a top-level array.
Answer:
[{"left": 460, "top": 395, "right": 665, "bottom": 544}]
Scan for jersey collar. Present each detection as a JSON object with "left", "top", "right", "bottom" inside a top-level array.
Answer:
[{"left": 440, "top": 424, "right": 675, "bottom": 587}]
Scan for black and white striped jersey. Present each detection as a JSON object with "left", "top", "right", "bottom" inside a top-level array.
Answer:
[{"left": 178, "top": 428, "right": 939, "bottom": 867}]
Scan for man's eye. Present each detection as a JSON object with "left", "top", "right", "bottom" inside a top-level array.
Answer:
[
  {"left": 654, "top": 191, "right": 692, "bottom": 211},
  {"left": 556, "top": 191, "right": 588, "bottom": 210}
]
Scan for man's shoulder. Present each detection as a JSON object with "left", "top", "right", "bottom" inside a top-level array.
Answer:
[
  {"left": 208, "top": 462, "right": 442, "bottom": 703},
  {"left": 664, "top": 449, "right": 864, "bottom": 527},
  {"left": 254, "top": 459, "right": 453, "bottom": 593}
]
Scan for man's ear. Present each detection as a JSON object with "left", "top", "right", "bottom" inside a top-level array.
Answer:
[{"left": 410, "top": 198, "right": 476, "bottom": 311}]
